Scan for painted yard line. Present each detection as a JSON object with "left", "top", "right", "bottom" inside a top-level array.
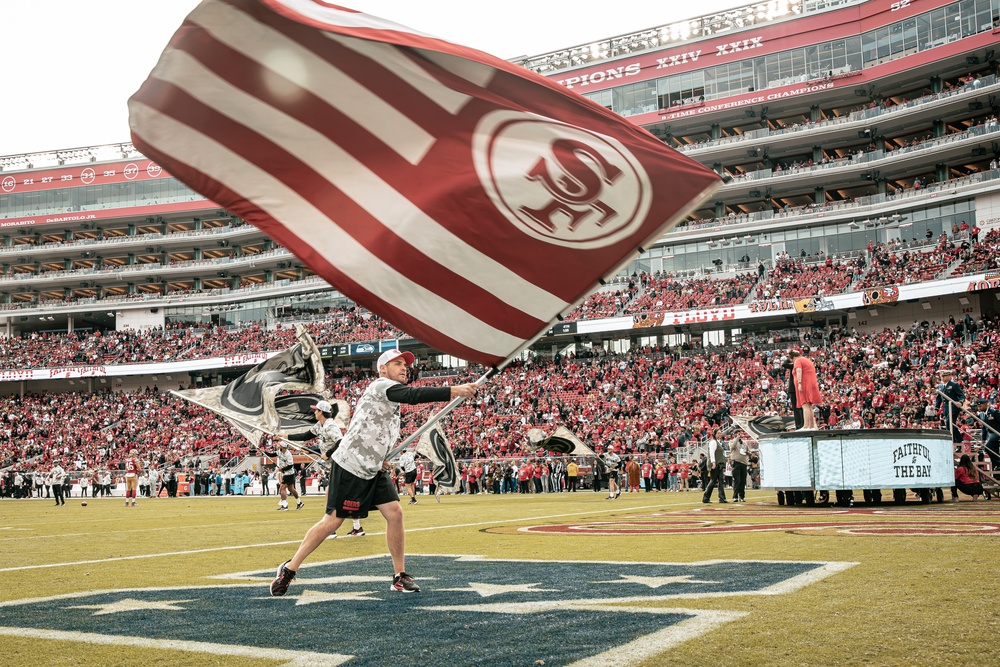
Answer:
[
  {"left": 0, "top": 626, "right": 349, "bottom": 667},
  {"left": 564, "top": 608, "right": 745, "bottom": 667},
  {"left": 0, "top": 501, "right": 698, "bottom": 573},
  {"left": 0, "top": 517, "right": 301, "bottom": 542}
]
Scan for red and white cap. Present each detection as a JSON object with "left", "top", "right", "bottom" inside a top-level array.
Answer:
[{"left": 377, "top": 349, "right": 415, "bottom": 368}]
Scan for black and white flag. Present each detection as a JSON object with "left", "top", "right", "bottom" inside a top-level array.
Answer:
[
  {"left": 535, "top": 425, "right": 597, "bottom": 458},
  {"left": 172, "top": 325, "right": 326, "bottom": 440},
  {"left": 416, "top": 425, "right": 459, "bottom": 493}
]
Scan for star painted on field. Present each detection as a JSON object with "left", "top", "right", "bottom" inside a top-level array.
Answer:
[
  {"left": 593, "top": 574, "right": 719, "bottom": 588},
  {"left": 69, "top": 598, "right": 194, "bottom": 615},
  {"left": 282, "top": 589, "right": 382, "bottom": 606},
  {"left": 440, "top": 582, "right": 558, "bottom": 597}
]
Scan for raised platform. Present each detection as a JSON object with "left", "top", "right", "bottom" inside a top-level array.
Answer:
[{"left": 741, "top": 423, "right": 954, "bottom": 492}]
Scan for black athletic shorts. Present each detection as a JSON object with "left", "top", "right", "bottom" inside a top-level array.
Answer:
[
  {"left": 281, "top": 472, "right": 296, "bottom": 486},
  {"left": 326, "top": 460, "right": 399, "bottom": 519},
  {"left": 404, "top": 469, "right": 417, "bottom": 484},
  {"left": 608, "top": 470, "right": 619, "bottom": 481}
]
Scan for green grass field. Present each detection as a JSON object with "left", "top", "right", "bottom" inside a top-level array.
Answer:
[{"left": 1, "top": 489, "right": 997, "bottom": 666}]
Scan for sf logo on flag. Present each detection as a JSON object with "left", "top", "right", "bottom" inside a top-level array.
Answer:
[{"left": 474, "top": 111, "right": 652, "bottom": 249}]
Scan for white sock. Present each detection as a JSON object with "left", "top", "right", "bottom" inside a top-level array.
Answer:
[{"left": 353, "top": 520, "right": 361, "bottom": 530}]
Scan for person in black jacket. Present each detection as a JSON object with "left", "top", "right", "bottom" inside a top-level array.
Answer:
[{"left": 783, "top": 354, "right": 804, "bottom": 430}]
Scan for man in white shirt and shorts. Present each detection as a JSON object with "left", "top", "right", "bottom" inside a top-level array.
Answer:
[{"left": 270, "top": 350, "right": 476, "bottom": 595}]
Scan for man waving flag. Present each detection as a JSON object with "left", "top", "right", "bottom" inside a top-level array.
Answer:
[{"left": 130, "top": 0, "right": 721, "bottom": 366}]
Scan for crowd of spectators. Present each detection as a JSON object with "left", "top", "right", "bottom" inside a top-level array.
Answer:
[
  {"left": 6, "top": 313, "right": 996, "bottom": 487},
  {"left": 3, "top": 229, "right": 999, "bottom": 373},
  {"left": 0, "top": 387, "right": 242, "bottom": 477},
  {"left": 855, "top": 238, "right": 963, "bottom": 290},
  {"left": 953, "top": 229, "right": 1000, "bottom": 276},
  {"left": 622, "top": 271, "right": 759, "bottom": 314},
  {"left": 564, "top": 280, "right": 637, "bottom": 320},
  {"left": 756, "top": 256, "right": 863, "bottom": 299},
  {"left": 0, "top": 308, "right": 406, "bottom": 371}
]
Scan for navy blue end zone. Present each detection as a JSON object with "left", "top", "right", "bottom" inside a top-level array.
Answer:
[{"left": 0, "top": 556, "right": 855, "bottom": 666}]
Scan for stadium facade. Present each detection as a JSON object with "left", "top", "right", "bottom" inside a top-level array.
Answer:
[{"left": 1, "top": 0, "right": 999, "bottom": 392}]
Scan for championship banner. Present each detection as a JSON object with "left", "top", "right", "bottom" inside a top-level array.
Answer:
[
  {"left": 536, "top": 425, "right": 597, "bottom": 458},
  {"left": 416, "top": 425, "right": 459, "bottom": 492},
  {"left": 173, "top": 325, "right": 325, "bottom": 438},
  {"left": 129, "top": 0, "right": 721, "bottom": 367}
]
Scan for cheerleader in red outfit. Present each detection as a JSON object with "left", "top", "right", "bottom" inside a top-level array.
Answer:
[{"left": 791, "top": 348, "right": 823, "bottom": 430}]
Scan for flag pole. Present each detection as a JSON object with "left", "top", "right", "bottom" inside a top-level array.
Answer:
[
  {"left": 384, "top": 366, "right": 498, "bottom": 460},
  {"left": 169, "top": 390, "right": 325, "bottom": 465},
  {"left": 386, "top": 301, "right": 601, "bottom": 461}
]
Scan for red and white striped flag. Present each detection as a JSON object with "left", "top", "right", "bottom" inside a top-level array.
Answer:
[{"left": 129, "top": 0, "right": 720, "bottom": 366}]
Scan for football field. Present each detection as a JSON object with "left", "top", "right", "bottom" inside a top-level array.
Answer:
[{"left": 1, "top": 489, "right": 996, "bottom": 666}]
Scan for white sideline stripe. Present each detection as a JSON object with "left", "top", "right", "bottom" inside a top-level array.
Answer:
[
  {"left": 0, "top": 501, "right": 701, "bottom": 573},
  {"left": 0, "top": 626, "right": 350, "bottom": 666},
  {"left": 0, "top": 517, "right": 297, "bottom": 542}
]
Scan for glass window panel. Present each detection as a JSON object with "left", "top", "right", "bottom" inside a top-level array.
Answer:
[
  {"left": 930, "top": 8, "right": 947, "bottom": 42},
  {"left": 945, "top": 5, "right": 962, "bottom": 39},
  {"left": 889, "top": 22, "right": 904, "bottom": 55},
  {"left": 876, "top": 26, "right": 891, "bottom": 59},
  {"left": 845, "top": 36, "right": 863, "bottom": 71},
  {"left": 902, "top": 18, "right": 918, "bottom": 51},
  {"left": 791, "top": 48, "right": 806, "bottom": 76},
  {"left": 861, "top": 31, "right": 877, "bottom": 64},
  {"left": 805, "top": 44, "right": 819, "bottom": 71},
  {"left": 960, "top": 0, "right": 977, "bottom": 36},
  {"left": 916, "top": 13, "right": 930, "bottom": 50}
]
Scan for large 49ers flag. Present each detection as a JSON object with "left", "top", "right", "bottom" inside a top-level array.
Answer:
[{"left": 129, "top": 0, "right": 721, "bottom": 367}]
